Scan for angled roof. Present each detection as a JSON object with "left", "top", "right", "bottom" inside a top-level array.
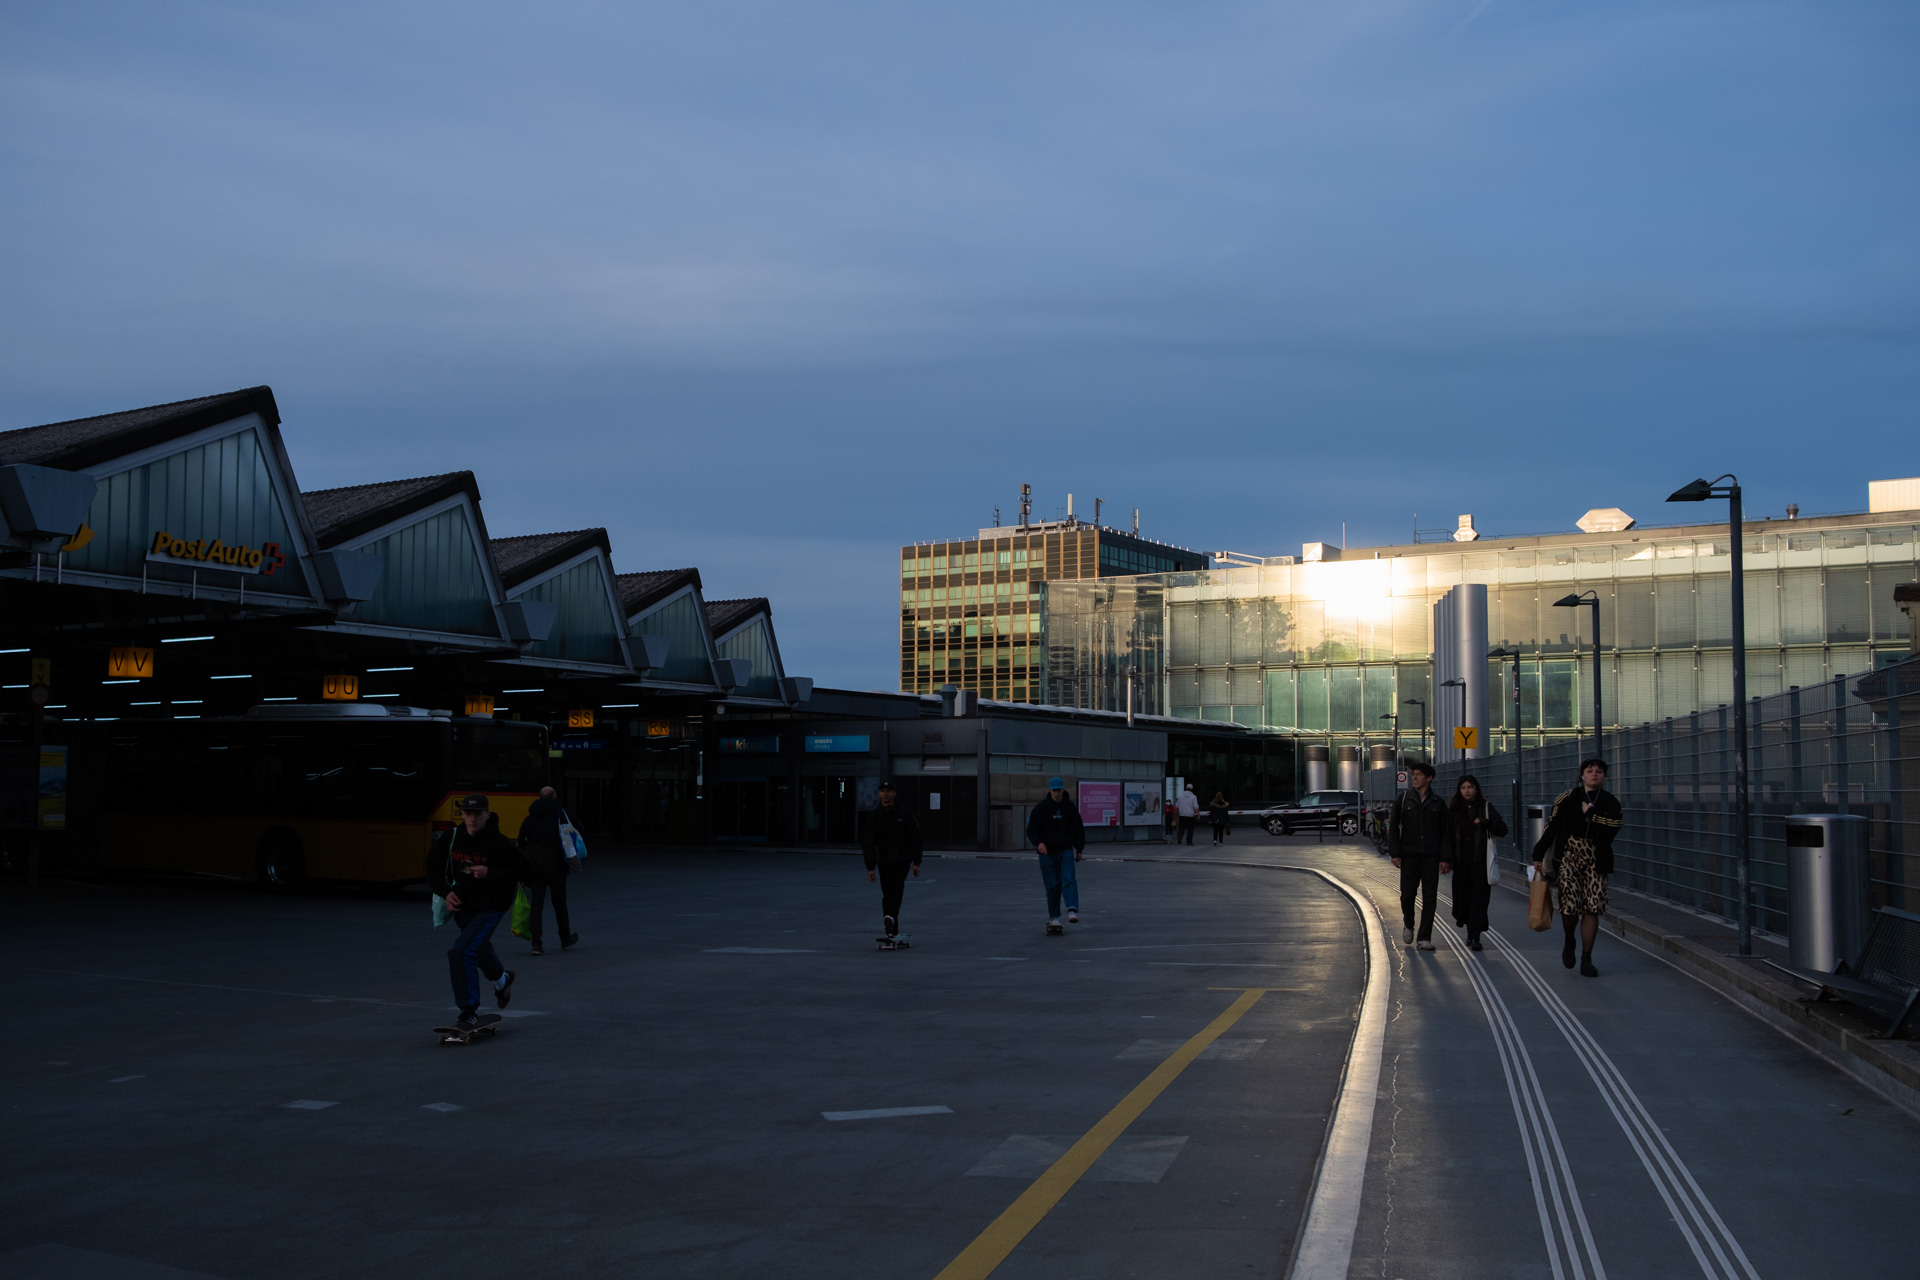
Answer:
[
  {"left": 705, "top": 596, "right": 771, "bottom": 637},
  {"left": 302, "top": 471, "right": 479, "bottom": 548},
  {"left": 491, "top": 528, "right": 612, "bottom": 588},
  {"left": 617, "top": 567, "right": 702, "bottom": 615},
  {"left": 0, "top": 387, "right": 282, "bottom": 470}
]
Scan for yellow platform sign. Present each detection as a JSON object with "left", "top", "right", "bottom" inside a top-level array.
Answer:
[
  {"left": 568, "top": 709, "right": 595, "bottom": 729},
  {"left": 107, "top": 647, "right": 153, "bottom": 679},
  {"left": 1454, "top": 725, "right": 1478, "bottom": 750},
  {"left": 323, "top": 673, "right": 360, "bottom": 701}
]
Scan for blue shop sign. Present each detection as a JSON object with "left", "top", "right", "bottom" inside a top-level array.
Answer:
[
  {"left": 558, "top": 738, "right": 610, "bottom": 751},
  {"left": 805, "top": 734, "right": 870, "bottom": 753},
  {"left": 719, "top": 735, "right": 781, "bottom": 754}
]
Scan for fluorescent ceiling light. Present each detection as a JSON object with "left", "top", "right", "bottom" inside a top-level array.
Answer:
[
  {"left": 602, "top": 703, "right": 639, "bottom": 708},
  {"left": 103, "top": 679, "right": 139, "bottom": 685},
  {"left": 2, "top": 684, "right": 23, "bottom": 690},
  {"left": 367, "top": 666, "right": 413, "bottom": 672},
  {"left": 161, "top": 635, "right": 215, "bottom": 643},
  {"left": 173, "top": 714, "right": 200, "bottom": 719},
  {"left": 210, "top": 674, "right": 251, "bottom": 680},
  {"left": 0, "top": 647, "right": 28, "bottom": 654},
  {"left": 363, "top": 693, "right": 399, "bottom": 698},
  {"left": 171, "top": 700, "right": 203, "bottom": 705},
  {"left": 502, "top": 687, "right": 542, "bottom": 693},
  {"left": 262, "top": 696, "right": 298, "bottom": 702},
  {"left": 131, "top": 701, "right": 161, "bottom": 706}
]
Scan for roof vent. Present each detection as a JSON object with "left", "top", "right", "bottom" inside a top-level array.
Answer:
[
  {"left": 1577, "top": 508, "right": 1636, "bottom": 534},
  {"left": 1452, "top": 515, "right": 1480, "bottom": 542}
]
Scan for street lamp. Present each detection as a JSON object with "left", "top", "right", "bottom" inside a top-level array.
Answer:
[
  {"left": 1669, "top": 473, "right": 1753, "bottom": 957},
  {"left": 1488, "top": 646, "right": 1525, "bottom": 849},
  {"left": 1379, "top": 712, "right": 1399, "bottom": 769},
  {"left": 1403, "top": 697, "right": 1427, "bottom": 766},
  {"left": 1553, "top": 590, "right": 1603, "bottom": 763},
  {"left": 1440, "top": 678, "right": 1467, "bottom": 762}
]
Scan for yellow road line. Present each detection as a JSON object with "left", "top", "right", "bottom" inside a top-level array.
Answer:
[{"left": 933, "top": 987, "right": 1270, "bottom": 1280}]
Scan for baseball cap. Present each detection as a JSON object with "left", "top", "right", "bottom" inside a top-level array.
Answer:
[
  {"left": 1048, "top": 776, "right": 1065, "bottom": 790},
  {"left": 455, "top": 793, "right": 491, "bottom": 812}
]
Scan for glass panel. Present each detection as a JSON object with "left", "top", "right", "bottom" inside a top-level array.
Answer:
[
  {"left": 352, "top": 505, "right": 496, "bottom": 635},
  {"left": 1329, "top": 667, "right": 1361, "bottom": 732},
  {"left": 1363, "top": 665, "right": 1396, "bottom": 729},
  {"left": 1296, "top": 668, "right": 1328, "bottom": 732},
  {"left": 1265, "top": 668, "right": 1297, "bottom": 729}
]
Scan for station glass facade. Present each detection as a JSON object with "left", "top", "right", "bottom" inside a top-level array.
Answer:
[
  {"left": 1042, "top": 513, "right": 1920, "bottom": 760},
  {"left": 900, "top": 522, "right": 1207, "bottom": 701}
]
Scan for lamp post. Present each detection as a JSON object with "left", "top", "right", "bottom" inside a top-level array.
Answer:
[
  {"left": 1440, "top": 677, "right": 1467, "bottom": 762},
  {"left": 1669, "top": 474, "right": 1752, "bottom": 957},
  {"left": 1403, "top": 697, "right": 1427, "bottom": 766},
  {"left": 1488, "top": 646, "right": 1525, "bottom": 851},
  {"left": 1379, "top": 712, "right": 1399, "bottom": 771},
  {"left": 1553, "top": 591, "right": 1603, "bottom": 764}
]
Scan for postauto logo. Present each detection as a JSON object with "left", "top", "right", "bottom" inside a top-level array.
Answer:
[{"left": 147, "top": 530, "right": 286, "bottom": 575}]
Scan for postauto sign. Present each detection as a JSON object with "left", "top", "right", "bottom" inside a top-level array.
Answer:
[{"left": 146, "top": 530, "right": 287, "bottom": 575}]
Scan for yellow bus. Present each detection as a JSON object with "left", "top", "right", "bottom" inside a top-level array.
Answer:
[{"left": 67, "top": 704, "right": 548, "bottom": 888}]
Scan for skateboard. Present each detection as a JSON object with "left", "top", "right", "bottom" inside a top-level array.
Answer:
[
  {"left": 434, "top": 1013, "right": 503, "bottom": 1045},
  {"left": 1045, "top": 922, "right": 1065, "bottom": 936},
  {"left": 876, "top": 935, "right": 911, "bottom": 951}
]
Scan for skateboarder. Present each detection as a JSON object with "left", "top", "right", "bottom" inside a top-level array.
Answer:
[
  {"left": 427, "top": 794, "right": 528, "bottom": 1032},
  {"left": 861, "top": 781, "right": 922, "bottom": 941},
  {"left": 1027, "top": 777, "right": 1086, "bottom": 932}
]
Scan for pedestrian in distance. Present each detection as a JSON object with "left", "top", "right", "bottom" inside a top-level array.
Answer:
[
  {"left": 1175, "top": 783, "right": 1200, "bottom": 846},
  {"left": 1027, "top": 776, "right": 1086, "bottom": 932},
  {"left": 1447, "top": 774, "right": 1508, "bottom": 952},
  {"left": 426, "top": 794, "right": 528, "bottom": 1033},
  {"left": 518, "top": 785, "right": 578, "bottom": 956},
  {"left": 862, "top": 781, "right": 922, "bottom": 942},
  {"left": 1389, "top": 762, "right": 1452, "bottom": 951},
  {"left": 1534, "top": 758, "right": 1623, "bottom": 977},
  {"left": 1208, "top": 790, "right": 1231, "bottom": 846}
]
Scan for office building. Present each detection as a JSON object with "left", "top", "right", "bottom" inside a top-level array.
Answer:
[
  {"left": 1041, "top": 494, "right": 1920, "bottom": 782},
  {"left": 900, "top": 508, "right": 1207, "bottom": 702}
]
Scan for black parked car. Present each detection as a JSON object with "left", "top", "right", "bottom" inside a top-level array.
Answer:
[{"left": 1258, "top": 790, "right": 1364, "bottom": 837}]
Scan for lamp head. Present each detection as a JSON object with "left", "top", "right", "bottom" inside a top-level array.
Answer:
[
  {"left": 1441, "top": 678, "right": 1464, "bottom": 687},
  {"left": 1667, "top": 478, "right": 1714, "bottom": 502},
  {"left": 1553, "top": 593, "right": 1584, "bottom": 608}
]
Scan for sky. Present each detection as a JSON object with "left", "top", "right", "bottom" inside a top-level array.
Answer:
[{"left": 3, "top": 1, "right": 1916, "bottom": 688}]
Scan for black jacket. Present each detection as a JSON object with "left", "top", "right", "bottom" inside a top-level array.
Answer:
[
  {"left": 1026, "top": 794, "right": 1086, "bottom": 854},
  {"left": 1447, "top": 798, "right": 1509, "bottom": 881},
  {"left": 425, "top": 815, "right": 527, "bottom": 913},
  {"left": 1389, "top": 787, "right": 1452, "bottom": 860},
  {"left": 862, "top": 803, "right": 923, "bottom": 869},
  {"left": 518, "top": 793, "right": 565, "bottom": 877},
  {"left": 1534, "top": 785, "right": 1624, "bottom": 877}
]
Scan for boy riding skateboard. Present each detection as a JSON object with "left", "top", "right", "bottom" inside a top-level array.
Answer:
[{"left": 428, "top": 794, "right": 529, "bottom": 1033}]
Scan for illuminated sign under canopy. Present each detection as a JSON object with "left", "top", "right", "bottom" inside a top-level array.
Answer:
[{"left": 147, "top": 531, "right": 286, "bottom": 575}]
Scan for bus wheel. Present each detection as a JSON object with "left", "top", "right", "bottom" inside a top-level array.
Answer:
[{"left": 256, "top": 832, "right": 306, "bottom": 891}]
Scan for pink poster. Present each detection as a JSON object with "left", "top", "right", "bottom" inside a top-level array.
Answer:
[{"left": 1078, "top": 780, "right": 1123, "bottom": 828}]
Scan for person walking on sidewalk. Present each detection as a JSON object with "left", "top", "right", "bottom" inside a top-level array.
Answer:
[
  {"left": 1388, "top": 762, "right": 1452, "bottom": 950},
  {"left": 518, "top": 786, "right": 578, "bottom": 956},
  {"left": 427, "top": 794, "right": 528, "bottom": 1032},
  {"left": 1027, "top": 777, "right": 1086, "bottom": 928},
  {"left": 1446, "top": 774, "right": 1508, "bottom": 952},
  {"left": 862, "top": 781, "right": 922, "bottom": 941},
  {"left": 1175, "top": 783, "right": 1200, "bottom": 846},
  {"left": 1534, "top": 758, "right": 1623, "bottom": 977},
  {"left": 1208, "top": 791, "right": 1231, "bottom": 846}
]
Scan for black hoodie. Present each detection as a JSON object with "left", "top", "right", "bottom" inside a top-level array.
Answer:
[{"left": 425, "top": 813, "right": 526, "bottom": 913}]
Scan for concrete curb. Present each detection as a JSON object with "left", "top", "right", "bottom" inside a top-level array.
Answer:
[{"left": 1491, "top": 870, "right": 1920, "bottom": 1120}]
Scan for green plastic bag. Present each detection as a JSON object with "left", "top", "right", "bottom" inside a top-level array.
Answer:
[{"left": 509, "top": 884, "right": 533, "bottom": 940}]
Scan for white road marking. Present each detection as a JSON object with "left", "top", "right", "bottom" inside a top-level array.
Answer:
[
  {"left": 422, "top": 1102, "right": 464, "bottom": 1112},
  {"left": 1286, "top": 867, "right": 1391, "bottom": 1280},
  {"left": 282, "top": 1100, "right": 338, "bottom": 1110},
  {"left": 108, "top": 1075, "right": 143, "bottom": 1083},
  {"left": 704, "top": 946, "right": 820, "bottom": 955},
  {"left": 1118, "top": 1037, "right": 1266, "bottom": 1062},
  {"left": 822, "top": 1105, "right": 954, "bottom": 1121},
  {"left": 980, "top": 956, "right": 1029, "bottom": 961},
  {"left": 966, "top": 1134, "right": 1190, "bottom": 1183}
]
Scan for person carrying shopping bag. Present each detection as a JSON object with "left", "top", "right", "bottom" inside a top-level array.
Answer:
[
  {"left": 1446, "top": 774, "right": 1508, "bottom": 952},
  {"left": 1533, "top": 758, "right": 1624, "bottom": 977},
  {"left": 517, "top": 786, "right": 579, "bottom": 955}
]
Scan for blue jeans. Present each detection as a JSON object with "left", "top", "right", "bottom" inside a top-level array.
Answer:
[
  {"left": 1037, "top": 851, "right": 1079, "bottom": 917},
  {"left": 447, "top": 909, "right": 507, "bottom": 1012}
]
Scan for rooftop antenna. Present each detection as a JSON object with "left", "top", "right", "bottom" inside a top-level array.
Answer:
[
  {"left": 1132, "top": 508, "right": 1140, "bottom": 536},
  {"left": 1019, "top": 483, "right": 1031, "bottom": 529},
  {"left": 1094, "top": 498, "right": 1103, "bottom": 528}
]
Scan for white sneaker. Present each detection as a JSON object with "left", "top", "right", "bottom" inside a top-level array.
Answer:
[
  {"left": 1066, "top": 909, "right": 1079, "bottom": 923},
  {"left": 1417, "top": 940, "right": 1436, "bottom": 951},
  {"left": 1402, "top": 927, "right": 1414, "bottom": 945}
]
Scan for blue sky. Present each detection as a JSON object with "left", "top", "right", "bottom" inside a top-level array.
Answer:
[{"left": 3, "top": 1, "right": 1915, "bottom": 688}]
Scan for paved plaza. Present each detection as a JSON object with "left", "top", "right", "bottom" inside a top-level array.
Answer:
[{"left": 4, "top": 835, "right": 1917, "bottom": 1279}]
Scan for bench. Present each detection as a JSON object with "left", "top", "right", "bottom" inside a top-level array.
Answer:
[{"left": 1768, "top": 906, "right": 1920, "bottom": 1038}]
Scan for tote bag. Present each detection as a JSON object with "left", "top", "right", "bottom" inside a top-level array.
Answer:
[
  {"left": 558, "top": 808, "right": 588, "bottom": 861},
  {"left": 1527, "top": 866, "right": 1553, "bottom": 931}
]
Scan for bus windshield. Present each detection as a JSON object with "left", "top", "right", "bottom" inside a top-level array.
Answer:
[{"left": 453, "top": 721, "right": 548, "bottom": 792}]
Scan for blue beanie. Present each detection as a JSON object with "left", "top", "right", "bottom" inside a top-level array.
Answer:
[{"left": 1048, "top": 776, "right": 1065, "bottom": 790}]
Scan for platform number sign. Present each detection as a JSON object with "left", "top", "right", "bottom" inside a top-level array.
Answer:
[
  {"left": 464, "top": 695, "right": 495, "bottom": 717},
  {"left": 107, "top": 647, "right": 153, "bottom": 679},
  {"left": 568, "top": 709, "right": 595, "bottom": 729},
  {"left": 322, "top": 674, "right": 359, "bottom": 701},
  {"left": 1453, "top": 726, "right": 1478, "bottom": 750},
  {"left": 31, "top": 658, "right": 51, "bottom": 686},
  {"left": 647, "top": 719, "right": 672, "bottom": 738}
]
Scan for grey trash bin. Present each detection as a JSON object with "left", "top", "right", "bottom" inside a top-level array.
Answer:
[
  {"left": 1784, "top": 814, "right": 1871, "bottom": 973},
  {"left": 1525, "top": 805, "right": 1549, "bottom": 862}
]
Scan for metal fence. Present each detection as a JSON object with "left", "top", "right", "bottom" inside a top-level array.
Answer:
[{"left": 1437, "top": 654, "right": 1918, "bottom": 939}]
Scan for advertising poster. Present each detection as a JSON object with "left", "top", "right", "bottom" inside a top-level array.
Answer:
[
  {"left": 1078, "top": 780, "right": 1123, "bottom": 828},
  {"left": 1122, "top": 780, "right": 1163, "bottom": 826}
]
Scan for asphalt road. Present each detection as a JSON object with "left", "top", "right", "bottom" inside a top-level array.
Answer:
[{"left": 2, "top": 849, "right": 1365, "bottom": 1280}]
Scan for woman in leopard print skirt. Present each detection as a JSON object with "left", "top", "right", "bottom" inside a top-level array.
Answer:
[{"left": 1532, "top": 759, "right": 1624, "bottom": 977}]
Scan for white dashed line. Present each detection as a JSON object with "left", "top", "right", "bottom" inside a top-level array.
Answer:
[
  {"left": 422, "top": 1102, "right": 464, "bottom": 1113},
  {"left": 282, "top": 1100, "right": 339, "bottom": 1110},
  {"left": 108, "top": 1075, "right": 144, "bottom": 1083},
  {"left": 822, "top": 1105, "right": 953, "bottom": 1121}
]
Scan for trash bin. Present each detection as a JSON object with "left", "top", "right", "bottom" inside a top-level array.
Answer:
[
  {"left": 1526, "top": 805, "right": 1549, "bottom": 862},
  {"left": 1784, "top": 814, "right": 1871, "bottom": 973}
]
